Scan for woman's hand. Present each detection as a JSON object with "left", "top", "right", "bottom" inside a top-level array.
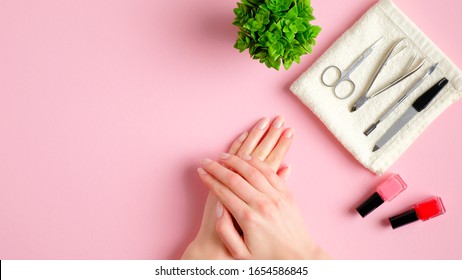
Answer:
[
  {"left": 197, "top": 154, "right": 329, "bottom": 260},
  {"left": 181, "top": 116, "right": 293, "bottom": 259}
]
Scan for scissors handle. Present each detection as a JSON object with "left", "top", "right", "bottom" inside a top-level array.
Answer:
[
  {"left": 321, "top": 65, "right": 356, "bottom": 99},
  {"left": 321, "top": 65, "right": 344, "bottom": 87},
  {"left": 334, "top": 79, "right": 355, "bottom": 99}
]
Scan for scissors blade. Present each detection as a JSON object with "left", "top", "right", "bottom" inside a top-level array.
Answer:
[
  {"left": 370, "top": 36, "right": 384, "bottom": 49},
  {"left": 359, "top": 36, "right": 383, "bottom": 58},
  {"left": 343, "top": 36, "right": 384, "bottom": 80}
]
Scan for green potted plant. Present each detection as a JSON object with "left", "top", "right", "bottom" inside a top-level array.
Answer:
[{"left": 233, "top": 0, "right": 321, "bottom": 70}]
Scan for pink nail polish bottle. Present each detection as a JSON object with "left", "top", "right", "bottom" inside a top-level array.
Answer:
[{"left": 356, "top": 174, "right": 407, "bottom": 217}]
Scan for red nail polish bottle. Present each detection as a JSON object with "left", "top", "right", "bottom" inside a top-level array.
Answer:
[{"left": 389, "top": 196, "right": 446, "bottom": 229}]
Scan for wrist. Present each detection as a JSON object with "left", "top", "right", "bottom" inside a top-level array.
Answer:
[
  {"left": 305, "top": 245, "right": 330, "bottom": 260},
  {"left": 181, "top": 240, "right": 200, "bottom": 260}
]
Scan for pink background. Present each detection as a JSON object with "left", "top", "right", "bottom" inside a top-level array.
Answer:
[{"left": 1, "top": 0, "right": 461, "bottom": 259}]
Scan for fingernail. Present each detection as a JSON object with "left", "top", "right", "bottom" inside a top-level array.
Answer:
[
  {"left": 200, "top": 158, "right": 212, "bottom": 165},
  {"left": 216, "top": 201, "right": 223, "bottom": 218},
  {"left": 258, "top": 117, "right": 269, "bottom": 130},
  {"left": 220, "top": 153, "right": 231, "bottom": 160},
  {"left": 197, "top": 167, "right": 207, "bottom": 175},
  {"left": 242, "top": 154, "right": 252, "bottom": 161},
  {"left": 272, "top": 116, "right": 284, "bottom": 129},
  {"left": 284, "top": 128, "right": 294, "bottom": 138},
  {"left": 238, "top": 131, "right": 248, "bottom": 143}
]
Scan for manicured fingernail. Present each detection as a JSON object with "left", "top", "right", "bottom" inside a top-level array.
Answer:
[
  {"left": 284, "top": 128, "right": 294, "bottom": 138},
  {"left": 258, "top": 117, "right": 269, "bottom": 130},
  {"left": 272, "top": 116, "right": 284, "bottom": 129},
  {"left": 200, "top": 158, "right": 212, "bottom": 165},
  {"left": 242, "top": 154, "right": 252, "bottom": 161},
  {"left": 238, "top": 131, "right": 248, "bottom": 143},
  {"left": 216, "top": 201, "right": 223, "bottom": 218},
  {"left": 220, "top": 153, "right": 231, "bottom": 160},
  {"left": 197, "top": 167, "right": 208, "bottom": 175}
]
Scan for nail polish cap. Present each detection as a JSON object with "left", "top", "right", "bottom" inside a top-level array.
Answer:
[
  {"left": 356, "top": 192, "right": 384, "bottom": 218},
  {"left": 389, "top": 209, "right": 419, "bottom": 229},
  {"left": 376, "top": 174, "right": 407, "bottom": 202}
]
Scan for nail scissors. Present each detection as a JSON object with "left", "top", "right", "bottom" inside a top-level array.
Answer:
[{"left": 321, "top": 37, "right": 383, "bottom": 99}]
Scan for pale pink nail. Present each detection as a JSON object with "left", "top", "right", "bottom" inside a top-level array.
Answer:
[
  {"left": 284, "top": 128, "right": 294, "bottom": 138},
  {"left": 272, "top": 116, "right": 284, "bottom": 129},
  {"left": 258, "top": 117, "right": 269, "bottom": 130},
  {"left": 220, "top": 153, "right": 231, "bottom": 160},
  {"left": 197, "top": 167, "right": 208, "bottom": 175},
  {"left": 242, "top": 154, "right": 252, "bottom": 161},
  {"left": 200, "top": 158, "right": 212, "bottom": 165},
  {"left": 216, "top": 201, "right": 223, "bottom": 218},
  {"left": 238, "top": 131, "right": 248, "bottom": 143}
]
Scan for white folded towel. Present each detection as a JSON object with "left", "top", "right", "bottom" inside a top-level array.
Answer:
[{"left": 290, "top": 0, "right": 462, "bottom": 174}]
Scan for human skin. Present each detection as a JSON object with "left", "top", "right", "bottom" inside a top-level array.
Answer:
[
  {"left": 197, "top": 154, "right": 329, "bottom": 260},
  {"left": 181, "top": 116, "right": 292, "bottom": 259}
]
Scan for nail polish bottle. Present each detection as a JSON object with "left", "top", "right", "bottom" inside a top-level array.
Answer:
[
  {"left": 356, "top": 174, "right": 407, "bottom": 217},
  {"left": 389, "top": 196, "right": 446, "bottom": 229}
]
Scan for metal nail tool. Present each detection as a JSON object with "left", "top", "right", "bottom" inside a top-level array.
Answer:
[
  {"left": 321, "top": 37, "right": 383, "bottom": 99},
  {"left": 351, "top": 38, "right": 425, "bottom": 112},
  {"left": 373, "top": 77, "right": 448, "bottom": 152},
  {"left": 363, "top": 63, "right": 439, "bottom": 136}
]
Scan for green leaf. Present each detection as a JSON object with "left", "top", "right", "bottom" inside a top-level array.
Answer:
[
  {"left": 309, "top": 25, "right": 321, "bottom": 37},
  {"left": 233, "top": 0, "right": 321, "bottom": 70},
  {"left": 283, "top": 58, "right": 294, "bottom": 70},
  {"left": 266, "top": 0, "right": 294, "bottom": 13},
  {"left": 286, "top": 5, "right": 298, "bottom": 20}
]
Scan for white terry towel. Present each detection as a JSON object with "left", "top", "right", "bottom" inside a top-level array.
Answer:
[{"left": 290, "top": 0, "right": 462, "bottom": 174}]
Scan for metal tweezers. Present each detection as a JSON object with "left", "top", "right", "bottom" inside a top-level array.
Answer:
[{"left": 350, "top": 38, "right": 426, "bottom": 112}]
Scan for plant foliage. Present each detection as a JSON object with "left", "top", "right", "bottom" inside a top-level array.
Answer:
[{"left": 233, "top": 0, "right": 321, "bottom": 70}]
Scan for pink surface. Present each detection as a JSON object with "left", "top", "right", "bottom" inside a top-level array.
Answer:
[{"left": 0, "top": 0, "right": 461, "bottom": 259}]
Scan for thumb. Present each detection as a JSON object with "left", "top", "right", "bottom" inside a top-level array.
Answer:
[{"left": 215, "top": 201, "right": 250, "bottom": 259}]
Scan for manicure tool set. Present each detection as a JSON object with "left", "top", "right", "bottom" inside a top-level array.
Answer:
[{"left": 321, "top": 37, "right": 448, "bottom": 152}]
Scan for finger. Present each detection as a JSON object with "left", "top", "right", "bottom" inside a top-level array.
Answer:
[
  {"left": 219, "top": 153, "right": 277, "bottom": 196},
  {"left": 251, "top": 116, "right": 285, "bottom": 164},
  {"left": 236, "top": 117, "right": 270, "bottom": 158},
  {"left": 200, "top": 158, "right": 261, "bottom": 204},
  {"left": 216, "top": 202, "right": 250, "bottom": 259},
  {"left": 265, "top": 128, "right": 294, "bottom": 172},
  {"left": 200, "top": 192, "right": 219, "bottom": 232},
  {"left": 197, "top": 167, "right": 249, "bottom": 219},
  {"left": 228, "top": 131, "right": 248, "bottom": 155},
  {"left": 277, "top": 165, "right": 291, "bottom": 181},
  {"left": 244, "top": 156, "right": 286, "bottom": 192}
]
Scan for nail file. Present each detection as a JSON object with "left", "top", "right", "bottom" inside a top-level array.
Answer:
[{"left": 373, "top": 77, "right": 449, "bottom": 152}]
